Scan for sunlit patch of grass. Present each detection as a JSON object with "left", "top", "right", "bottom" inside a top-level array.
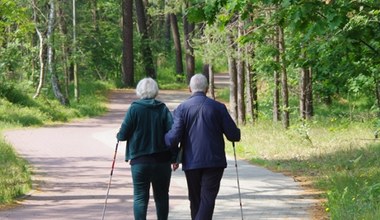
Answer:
[
  {"left": 0, "top": 137, "right": 32, "bottom": 204},
  {"left": 227, "top": 119, "right": 380, "bottom": 219}
]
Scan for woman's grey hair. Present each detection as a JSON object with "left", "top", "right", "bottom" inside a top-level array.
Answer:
[
  {"left": 136, "top": 77, "right": 159, "bottom": 99},
  {"left": 189, "top": 74, "right": 208, "bottom": 94}
]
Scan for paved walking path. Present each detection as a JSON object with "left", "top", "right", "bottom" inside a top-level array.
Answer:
[{"left": 1, "top": 89, "right": 318, "bottom": 220}]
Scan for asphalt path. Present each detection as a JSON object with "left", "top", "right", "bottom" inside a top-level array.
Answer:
[{"left": 1, "top": 89, "right": 318, "bottom": 220}]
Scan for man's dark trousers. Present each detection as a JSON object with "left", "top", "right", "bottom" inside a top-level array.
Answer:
[{"left": 185, "top": 167, "right": 224, "bottom": 220}]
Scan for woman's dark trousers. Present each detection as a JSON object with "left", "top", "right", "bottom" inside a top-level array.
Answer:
[{"left": 131, "top": 162, "right": 172, "bottom": 220}]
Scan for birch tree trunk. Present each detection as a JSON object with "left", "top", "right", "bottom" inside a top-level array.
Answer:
[
  {"left": 208, "top": 64, "right": 215, "bottom": 99},
  {"left": 32, "top": 0, "right": 45, "bottom": 99},
  {"left": 228, "top": 56, "right": 238, "bottom": 123},
  {"left": 48, "top": 0, "right": 68, "bottom": 105},
  {"left": 228, "top": 33, "right": 238, "bottom": 123}
]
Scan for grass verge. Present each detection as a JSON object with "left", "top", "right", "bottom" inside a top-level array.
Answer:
[
  {"left": 0, "top": 137, "right": 31, "bottom": 205},
  {"left": 228, "top": 120, "right": 380, "bottom": 220}
]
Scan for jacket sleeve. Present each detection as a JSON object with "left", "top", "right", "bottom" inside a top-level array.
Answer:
[
  {"left": 221, "top": 105, "right": 241, "bottom": 142},
  {"left": 117, "top": 108, "right": 134, "bottom": 141},
  {"left": 164, "top": 107, "right": 184, "bottom": 148}
]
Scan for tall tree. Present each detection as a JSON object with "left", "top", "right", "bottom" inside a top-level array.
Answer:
[
  {"left": 135, "top": 0, "right": 156, "bottom": 78},
  {"left": 300, "top": 64, "right": 313, "bottom": 120},
  {"left": 376, "top": 76, "right": 380, "bottom": 117},
  {"left": 170, "top": 13, "right": 184, "bottom": 78},
  {"left": 236, "top": 17, "right": 245, "bottom": 125},
  {"left": 228, "top": 35, "right": 238, "bottom": 123},
  {"left": 277, "top": 25, "right": 289, "bottom": 128},
  {"left": 245, "top": 54, "right": 258, "bottom": 123},
  {"left": 57, "top": 0, "right": 70, "bottom": 98},
  {"left": 183, "top": 1, "right": 195, "bottom": 83},
  {"left": 122, "top": 0, "right": 134, "bottom": 86},
  {"left": 273, "top": 40, "right": 281, "bottom": 123},
  {"left": 47, "top": 0, "right": 68, "bottom": 105},
  {"left": 72, "top": 0, "right": 79, "bottom": 102},
  {"left": 32, "top": 0, "right": 46, "bottom": 99}
]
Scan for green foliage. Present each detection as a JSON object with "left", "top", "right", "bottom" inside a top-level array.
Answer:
[
  {"left": 0, "top": 80, "right": 110, "bottom": 128},
  {"left": 0, "top": 137, "right": 31, "bottom": 204},
  {"left": 156, "top": 66, "right": 187, "bottom": 90},
  {"left": 76, "top": 0, "right": 122, "bottom": 80},
  {"left": 69, "top": 81, "right": 110, "bottom": 117}
]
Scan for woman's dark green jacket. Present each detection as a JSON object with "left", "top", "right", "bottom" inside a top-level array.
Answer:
[{"left": 117, "top": 99, "right": 173, "bottom": 161}]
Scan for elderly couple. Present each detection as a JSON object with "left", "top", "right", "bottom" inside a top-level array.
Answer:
[{"left": 116, "top": 74, "right": 241, "bottom": 220}]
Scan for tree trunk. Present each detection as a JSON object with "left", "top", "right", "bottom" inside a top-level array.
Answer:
[
  {"left": 300, "top": 65, "right": 313, "bottom": 119},
  {"left": 183, "top": 1, "right": 195, "bottom": 83},
  {"left": 32, "top": 0, "right": 45, "bottom": 99},
  {"left": 273, "top": 29, "right": 281, "bottom": 122},
  {"left": 170, "top": 13, "right": 183, "bottom": 78},
  {"left": 228, "top": 56, "right": 238, "bottom": 123},
  {"left": 246, "top": 60, "right": 258, "bottom": 123},
  {"left": 278, "top": 25, "right": 289, "bottom": 128},
  {"left": 375, "top": 75, "right": 380, "bottom": 118},
  {"left": 48, "top": 0, "right": 68, "bottom": 105},
  {"left": 72, "top": 0, "right": 79, "bottom": 102},
  {"left": 300, "top": 67, "right": 307, "bottom": 119},
  {"left": 90, "top": 0, "right": 99, "bottom": 32},
  {"left": 57, "top": 0, "right": 69, "bottom": 99},
  {"left": 208, "top": 64, "right": 215, "bottom": 100},
  {"left": 307, "top": 67, "right": 314, "bottom": 118},
  {"left": 237, "top": 18, "right": 245, "bottom": 125},
  {"left": 135, "top": 0, "right": 156, "bottom": 78},
  {"left": 122, "top": 0, "right": 134, "bottom": 87},
  {"left": 165, "top": 14, "right": 171, "bottom": 52}
]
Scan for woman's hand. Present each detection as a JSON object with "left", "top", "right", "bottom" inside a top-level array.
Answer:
[{"left": 172, "top": 163, "right": 179, "bottom": 171}]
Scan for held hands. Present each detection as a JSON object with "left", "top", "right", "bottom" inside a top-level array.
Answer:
[{"left": 172, "top": 163, "right": 179, "bottom": 171}]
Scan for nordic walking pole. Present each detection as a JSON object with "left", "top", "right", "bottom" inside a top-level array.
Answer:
[
  {"left": 232, "top": 141, "right": 244, "bottom": 220},
  {"left": 101, "top": 141, "right": 120, "bottom": 220}
]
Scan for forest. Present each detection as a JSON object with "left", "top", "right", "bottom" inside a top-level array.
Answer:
[
  {"left": 1, "top": 0, "right": 379, "bottom": 126},
  {"left": 1, "top": 0, "right": 380, "bottom": 219}
]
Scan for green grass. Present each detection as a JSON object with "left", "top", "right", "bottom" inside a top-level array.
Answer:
[
  {"left": 0, "top": 137, "right": 31, "bottom": 204},
  {"left": 228, "top": 120, "right": 380, "bottom": 220}
]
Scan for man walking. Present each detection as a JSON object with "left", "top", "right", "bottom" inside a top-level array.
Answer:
[{"left": 165, "top": 74, "right": 241, "bottom": 220}]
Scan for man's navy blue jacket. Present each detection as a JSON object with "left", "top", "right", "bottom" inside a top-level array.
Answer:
[{"left": 165, "top": 92, "right": 241, "bottom": 171}]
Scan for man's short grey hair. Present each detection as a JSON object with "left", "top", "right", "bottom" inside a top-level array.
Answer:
[
  {"left": 189, "top": 74, "right": 208, "bottom": 93},
  {"left": 136, "top": 77, "right": 159, "bottom": 99}
]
